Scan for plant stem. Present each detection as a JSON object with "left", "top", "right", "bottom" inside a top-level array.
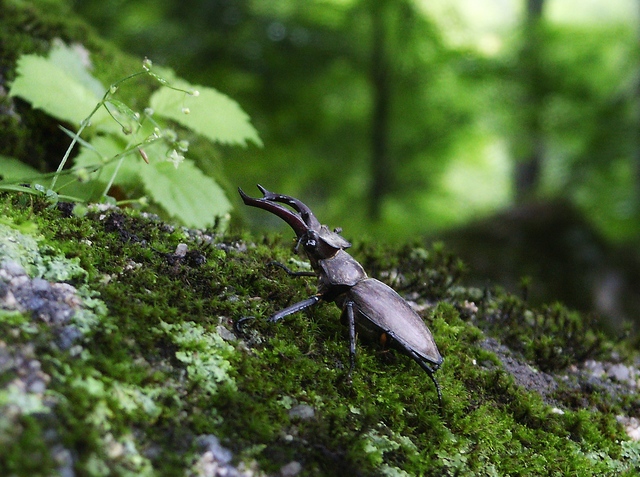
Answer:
[{"left": 50, "top": 70, "right": 149, "bottom": 191}]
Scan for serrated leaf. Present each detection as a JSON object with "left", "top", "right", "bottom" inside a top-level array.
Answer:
[
  {"left": 150, "top": 81, "right": 262, "bottom": 147},
  {"left": 10, "top": 54, "right": 100, "bottom": 123},
  {"left": 139, "top": 159, "right": 231, "bottom": 229},
  {"left": 8, "top": 50, "right": 117, "bottom": 134},
  {"left": 48, "top": 41, "right": 105, "bottom": 98}
]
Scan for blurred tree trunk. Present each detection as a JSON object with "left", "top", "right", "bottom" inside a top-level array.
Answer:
[
  {"left": 514, "top": 0, "right": 546, "bottom": 204},
  {"left": 368, "top": 0, "right": 391, "bottom": 220},
  {"left": 635, "top": 0, "right": 640, "bottom": 211}
]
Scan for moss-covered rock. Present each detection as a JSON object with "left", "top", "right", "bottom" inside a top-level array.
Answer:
[
  {"left": 438, "top": 200, "right": 640, "bottom": 332},
  {"left": 1, "top": 2, "right": 639, "bottom": 476},
  {"left": 1, "top": 194, "right": 639, "bottom": 476}
]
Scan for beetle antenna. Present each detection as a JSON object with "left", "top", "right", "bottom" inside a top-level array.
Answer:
[{"left": 268, "top": 261, "right": 315, "bottom": 277}]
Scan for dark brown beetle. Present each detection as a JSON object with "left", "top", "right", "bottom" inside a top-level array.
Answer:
[{"left": 239, "top": 185, "right": 443, "bottom": 406}]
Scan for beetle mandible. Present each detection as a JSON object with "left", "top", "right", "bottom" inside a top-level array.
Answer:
[{"left": 239, "top": 185, "right": 443, "bottom": 406}]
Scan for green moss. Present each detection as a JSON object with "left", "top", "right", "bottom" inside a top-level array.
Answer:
[
  {"left": 0, "top": 218, "right": 86, "bottom": 282},
  {"left": 0, "top": 193, "right": 638, "bottom": 476},
  {"left": 3, "top": 3, "right": 636, "bottom": 476}
]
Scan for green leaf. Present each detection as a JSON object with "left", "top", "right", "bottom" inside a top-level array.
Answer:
[
  {"left": 0, "top": 155, "right": 40, "bottom": 182},
  {"left": 8, "top": 46, "right": 117, "bottom": 133},
  {"left": 73, "top": 136, "right": 144, "bottom": 190},
  {"left": 105, "top": 99, "right": 144, "bottom": 134},
  {"left": 139, "top": 159, "right": 231, "bottom": 229},
  {"left": 48, "top": 40, "right": 105, "bottom": 98},
  {"left": 150, "top": 81, "right": 262, "bottom": 147},
  {"left": 10, "top": 54, "right": 99, "bottom": 124},
  {"left": 72, "top": 134, "right": 230, "bottom": 223}
]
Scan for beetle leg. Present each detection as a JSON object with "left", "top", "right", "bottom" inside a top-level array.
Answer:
[
  {"left": 269, "top": 295, "right": 322, "bottom": 323},
  {"left": 382, "top": 327, "right": 443, "bottom": 410},
  {"left": 344, "top": 300, "right": 357, "bottom": 377},
  {"left": 403, "top": 347, "right": 443, "bottom": 412}
]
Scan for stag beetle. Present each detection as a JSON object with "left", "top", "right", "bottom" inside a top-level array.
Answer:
[{"left": 239, "top": 185, "right": 443, "bottom": 406}]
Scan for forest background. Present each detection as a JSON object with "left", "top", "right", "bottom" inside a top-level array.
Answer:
[
  {"left": 6, "top": 0, "right": 640, "bottom": 331},
  {"left": 69, "top": 0, "right": 640, "bottom": 238}
]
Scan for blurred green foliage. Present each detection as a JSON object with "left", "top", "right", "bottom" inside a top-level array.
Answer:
[{"left": 32, "top": 1, "right": 640, "bottom": 244}]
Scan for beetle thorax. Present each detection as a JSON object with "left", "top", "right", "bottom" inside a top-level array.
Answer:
[{"left": 317, "top": 249, "right": 367, "bottom": 293}]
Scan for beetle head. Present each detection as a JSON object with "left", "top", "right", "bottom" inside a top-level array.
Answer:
[{"left": 238, "top": 185, "right": 351, "bottom": 259}]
